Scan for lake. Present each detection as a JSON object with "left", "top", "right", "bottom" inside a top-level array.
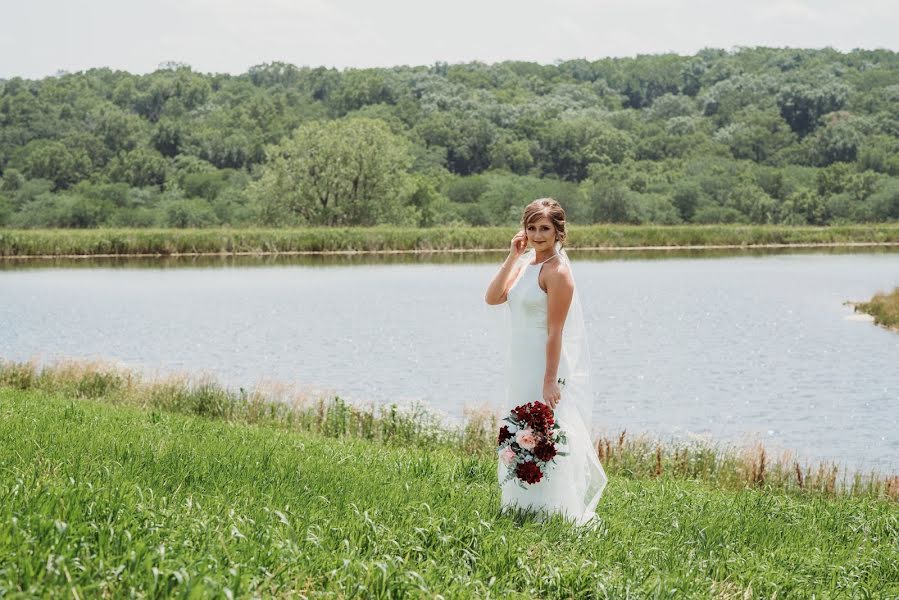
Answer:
[{"left": 2, "top": 249, "right": 897, "bottom": 474}]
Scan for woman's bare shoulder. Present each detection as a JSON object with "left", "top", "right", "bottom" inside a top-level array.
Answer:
[
  {"left": 542, "top": 260, "right": 573, "bottom": 292},
  {"left": 547, "top": 259, "right": 573, "bottom": 283}
]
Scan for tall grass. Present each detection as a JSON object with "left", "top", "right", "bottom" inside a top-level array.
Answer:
[
  {"left": 3, "top": 224, "right": 899, "bottom": 256},
  {"left": 1, "top": 358, "right": 895, "bottom": 502},
  {"left": 1, "top": 381, "right": 897, "bottom": 596},
  {"left": 855, "top": 287, "right": 899, "bottom": 330}
]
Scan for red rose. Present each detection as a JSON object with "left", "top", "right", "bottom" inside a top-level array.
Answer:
[
  {"left": 533, "top": 402, "right": 554, "bottom": 427},
  {"left": 515, "top": 460, "right": 543, "bottom": 484},
  {"left": 497, "top": 425, "right": 512, "bottom": 445},
  {"left": 532, "top": 407, "right": 554, "bottom": 434},
  {"left": 510, "top": 405, "right": 527, "bottom": 422},
  {"left": 510, "top": 401, "right": 554, "bottom": 435},
  {"left": 511, "top": 404, "right": 553, "bottom": 441},
  {"left": 534, "top": 441, "right": 557, "bottom": 462}
]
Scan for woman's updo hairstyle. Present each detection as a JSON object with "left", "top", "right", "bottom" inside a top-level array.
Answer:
[{"left": 521, "top": 198, "right": 567, "bottom": 247}]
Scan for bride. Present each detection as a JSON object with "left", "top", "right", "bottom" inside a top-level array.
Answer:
[{"left": 484, "top": 198, "right": 607, "bottom": 526}]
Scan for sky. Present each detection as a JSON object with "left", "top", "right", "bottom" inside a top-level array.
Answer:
[{"left": 2, "top": 0, "right": 897, "bottom": 79}]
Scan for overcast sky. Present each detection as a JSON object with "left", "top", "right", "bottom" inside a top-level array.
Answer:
[{"left": 2, "top": 0, "right": 897, "bottom": 79}]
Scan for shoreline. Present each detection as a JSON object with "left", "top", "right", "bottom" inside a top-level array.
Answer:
[
  {"left": 4, "top": 240, "right": 899, "bottom": 260},
  {"left": 4, "top": 224, "right": 899, "bottom": 258},
  {"left": 848, "top": 289, "right": 899, "bottom": 334},
  {"left": 1, "top": 356, "right": 896, "bottom": 498}
]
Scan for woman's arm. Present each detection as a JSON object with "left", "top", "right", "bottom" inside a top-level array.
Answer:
[
  {"left": 484, "top": 254, "right": 523, "bottom": 304},
  {"left": 543, "top": 265, "right": 574, "bottom": 408},
  {"left": 486, "top": 230, "right": 528, "bottom": 305}
]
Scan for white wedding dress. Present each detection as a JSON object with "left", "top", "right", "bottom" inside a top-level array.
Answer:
[{"left": 497, "top": 253, "right": 608, "bottom": 526}]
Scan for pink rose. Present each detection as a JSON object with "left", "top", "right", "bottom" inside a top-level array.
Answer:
[
  {"left": 500, "top": 447, "right": 516, "bottom": 465},
  {"left": 515, "top": 428, "right": 537, "bottom": 450}
]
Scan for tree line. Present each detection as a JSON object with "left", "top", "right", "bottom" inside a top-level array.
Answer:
[{"left": 1, "top": 47, "right": 898, "bottom": 228}]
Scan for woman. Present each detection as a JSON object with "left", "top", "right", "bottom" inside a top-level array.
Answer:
[{"left": 484, "top": 198, "right": 607, "bottom": 526}]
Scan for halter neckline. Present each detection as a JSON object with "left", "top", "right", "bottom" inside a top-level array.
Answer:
[{"left": 530, "top": 253, "right": 559, "bottom": 266}]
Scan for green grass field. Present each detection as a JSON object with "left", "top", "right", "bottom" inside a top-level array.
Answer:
[
  {"left": 1, "top": 378, "right": 897, "bottom": 597},
  {"left": 3, "top": 224, "right": 899, "bottom": 257}
]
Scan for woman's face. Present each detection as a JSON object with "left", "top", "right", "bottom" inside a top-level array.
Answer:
[{"left": 525, "top": 215, "right": 556, "bottom": 249}]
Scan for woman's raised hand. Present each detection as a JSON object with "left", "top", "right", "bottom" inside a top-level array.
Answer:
[{"left": 510, "top": 230, "right": 527, "bottom": 258}]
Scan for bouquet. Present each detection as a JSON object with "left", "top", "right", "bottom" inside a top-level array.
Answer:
[{"left": 497, "top": 399, "right": 568, "bottom": 487}]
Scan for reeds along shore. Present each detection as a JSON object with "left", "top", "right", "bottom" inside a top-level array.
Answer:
[
  {"left": 854, "top": 287, "right": 899, "bottom": 330},
  {"left": 3, "top": 224, "right": 899, "bottom": 257},
  {"left": 1, "top": 358, "right": 896, "bottom": 502}
]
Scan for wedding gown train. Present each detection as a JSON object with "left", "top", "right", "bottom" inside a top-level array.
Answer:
[{"left": 497, "top": 253, "right": 607, "bottom": 526}]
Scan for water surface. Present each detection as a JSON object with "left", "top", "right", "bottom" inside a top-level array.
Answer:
[{"left": 2, "top": 249, "right": 897, "bottom": 473}]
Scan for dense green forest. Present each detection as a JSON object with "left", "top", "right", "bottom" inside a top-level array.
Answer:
[{"left": 1, "top": 47, "right": 898, "bottom": 229}]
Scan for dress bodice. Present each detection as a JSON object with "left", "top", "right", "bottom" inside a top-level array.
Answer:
[{"left": 507, "top": 254, "right": 558, "bottom": 331}]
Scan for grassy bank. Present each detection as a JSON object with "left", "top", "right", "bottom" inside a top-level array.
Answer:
[
  {"left": 3, "top": 224, "right": 899, "bottom": 257},
  {"left": 855, "top": 287, "right": 899, "bottom": 331},
  {"left": 1, "top": 358, "right": 897, "bottom": 502},
  {"left": 5, "top": 245, "right": 899, "bottom": 273},
  {"left": 2, "top": 385, "right": 898, "bottom": 597}
]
